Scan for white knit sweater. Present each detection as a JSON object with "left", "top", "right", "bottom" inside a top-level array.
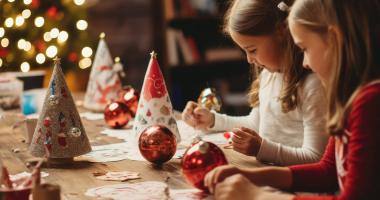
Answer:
[{"left": 210, "top": 70, "right": 329, "bottom": 166}]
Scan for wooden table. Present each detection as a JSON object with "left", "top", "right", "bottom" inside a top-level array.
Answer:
[{"left": 0, "top": 99, "right": 266, "bottom": 199}]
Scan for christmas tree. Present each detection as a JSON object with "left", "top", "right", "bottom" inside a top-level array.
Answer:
[
  {"left": 29, "top": 58, "right": 91, "bottom": 159},
  {"left": 0, "top": 0, "right": 94, "bottom": 72}
]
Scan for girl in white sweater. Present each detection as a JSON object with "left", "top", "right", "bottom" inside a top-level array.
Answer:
[{"left": 182, "top": 0, "right": 328, "bottom": 166}]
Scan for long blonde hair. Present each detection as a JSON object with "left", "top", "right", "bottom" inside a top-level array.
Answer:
[
  {"left": 224, "top": 0, "right": 309, "bottom": 112},
  {"left": 289, "top": 0, "right": 380, "bottom": 135}
]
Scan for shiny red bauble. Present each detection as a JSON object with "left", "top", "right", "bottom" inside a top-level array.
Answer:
[
  {"left": 182, "top": 140, "right": 228, "bottom": 191},
  {"left": 118, "top": 86, "right": 139, "bottom": 117},
  {"left": 104, "top": 101, "right": 133, "bottom": 129},
  {"left": 138, "top": 125, "right": 177, "bottom": 165}
]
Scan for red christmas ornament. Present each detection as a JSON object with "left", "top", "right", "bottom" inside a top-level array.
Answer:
[
  {"left": 118, "top": 86, "right": 139, "bottom": 117},
  {"left": 0, "top": 48, "right": 9, "bottom": 57},
  {"left": 32, "top": 0, "right": 40, "bottom": 9},
  {"left": 68, "top": 52, "right": 78, "bottom": 62},
  {"left": 104, "top": 101, "right": 133, "bottom": 129},
  {"left": 182, "top": 139, "right": 228, "bottom": 191},
  {"left": 46, "top": 6, "right": 58, "bottom": 19},
  {"left": 138, "top": 125, "right": 177, "bottom": 164}
]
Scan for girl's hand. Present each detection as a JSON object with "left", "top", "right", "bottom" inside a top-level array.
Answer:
[
  {"left": 215, "top": 174, "right": 295, "bottom": 200},
  {"left": 182, "top": 101, "right": 215, "bottom": 131},
  {"left": 232, "top": 127, "right": 262, "bottom": 156},
  {"left": 204, "top": 165, "right": 242, "bottom": 193},
  {"left": 214, "top": 174, "right": 260, "bottom": 200}
]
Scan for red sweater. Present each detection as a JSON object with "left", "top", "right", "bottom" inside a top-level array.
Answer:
[{"left": 289, "top": 82, "right": 380, "bottom": 200}]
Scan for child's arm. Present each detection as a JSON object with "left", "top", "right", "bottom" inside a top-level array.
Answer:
[
  {"left": 205, "top": 138, "right": 338, "bottom": 199},
  {"left": 291, "top": 83, "right": 380, "bottom": 199},
  {"left": 209, "top": 106, "right": 260, "bottom": 133},
  {"left": 256, "top": 76, "right": 328, "bottom": 165}
]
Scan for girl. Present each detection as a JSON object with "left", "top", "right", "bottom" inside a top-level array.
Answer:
[
  {"left": 204, "top": 0, "right": 380, "bottom": 199},
  {"left": 182, "top": 0, "right": 328, "bottom": 166}
]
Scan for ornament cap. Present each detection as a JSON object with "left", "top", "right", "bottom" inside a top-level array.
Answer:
[
  {"left": 99, "top": 32, "right": 106, "bottom": 39},
  {"left": 150, "top": 51, "right": 157, "bottom": 59},
  {"left": 191, "top": 135, "right": 202, "bottom": 144},
  {"left": 198, "top": 141, "right": 210, "bottom": 154}
]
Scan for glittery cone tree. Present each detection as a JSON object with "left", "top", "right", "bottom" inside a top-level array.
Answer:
[
  {"left": 29, "top": 58, "right": 91, "bottom": 159},
  {"left": 133, "top": 51, "right": 181, "bottom": 143},
  {"left": 83, "top": 33, "right": 122, "bottom": 112}
]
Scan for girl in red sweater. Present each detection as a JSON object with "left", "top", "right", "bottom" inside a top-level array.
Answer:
[{"left": 203, "top": 0, "right": 380, "bottom": 199}]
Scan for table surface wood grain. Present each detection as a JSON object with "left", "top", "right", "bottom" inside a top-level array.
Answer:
[{"left": 0, "top": 95, "right": 266, "bottom": 200}]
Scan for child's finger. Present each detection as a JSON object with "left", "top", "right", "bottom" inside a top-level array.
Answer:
[
  {"left": 231, "top": 135, "right": 245, "bottom": 144},
  {"left": 185, "top": 101, "right": 198, "bottom": 111},
  {"left": 205, "top": 169, "right": 217, "bottom": 194},
  {"left": 193, "top": 107, "right": 209, "bottom": 117},
  {"left": 240, "top": 127, "right": 259, "bottom": 137},
  {"left": 204, "top": 172, "right": 211, "bottom": 192},
  {"left": 232, "top": 128, "right": 251, "bottom": 139},
  {"left": 182, "top": 113, "right": 198, "bottom": 127}
]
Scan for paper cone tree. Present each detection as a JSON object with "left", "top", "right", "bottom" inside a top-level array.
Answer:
[
  {"left": 84, "top": 33, "right": 122, "bottom": 111},
  {"left": 133, "top": 51, "right": 181, "bottom": 143},
  {"left": 29, "top": 58, "right": 91, "bottom": 158}
]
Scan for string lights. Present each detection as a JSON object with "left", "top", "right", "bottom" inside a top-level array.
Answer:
[{"left": 0, "top": 0, "right": 93, "bottom": 72}]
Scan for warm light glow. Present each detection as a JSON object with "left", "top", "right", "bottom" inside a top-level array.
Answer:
[
  {"left": 22, "top": 9, "right": 31, "bottom": 19},
  {"left": 79, "top": 58, "right": 92, "bottom": 69},
  {"left": 1, "top": 38, "right": 9, "bottom": 47},
  {"left": 0, "top": 28, "right": 4, "bottom": 38},
  {"left": 34, "top": 17, "right": 44, "bottom": 27},
  {"left": 43, "top": 32, "right": 52, "bottom": 42},
  {"left": 5, "top": 18, "right": 14, "bottom": 28},
  {"left": 57, "top": 31, "right": 69, "bottom": 43},
  {"left": 50, "top": 28, "right": 59, "bottom": 38},
  {"left": 46, "top": 45, "right": 58, "bottom": 58},
  {"left": 15, "top": 15, "right": 25, "bottom": 27},
  {"left": 0, "top": 58, "right": 3, "bottom": 67},
  {"left": 24, "top": 41, "right": 32, "bottom": 51},
  {"left": 74, "top": 0, "right": 85, "bottom": 6},
  {"left": 17, "top": 39, "right": 26, "bottom": 50},
  {"left": 76, "top": 20, "right": 88, "bottom": 30},
  {"left": 8, "top": 0, "right": 15, "bottom": 2},
  {"left": 81, "top": 47, "right": 92, "bottom": 58},
  {"left": 36, "top": 53, "right": 46, "bottom": 64},
  {"left": 20, "top": 62, "right": 30, "bottom": 72},
  {"left": 23, "top": 0, "right": 32, "bottom": 5}
]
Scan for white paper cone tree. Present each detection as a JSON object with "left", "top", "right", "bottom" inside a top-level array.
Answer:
[
  {"left": 29, "top": 58, "right": 91, "bottom": 158},
  {"left": 84, "top": 33, "right": 122, "bottom": 112},
  {"left": 133, "top": 51, "right": 181, "bottom": 143}
]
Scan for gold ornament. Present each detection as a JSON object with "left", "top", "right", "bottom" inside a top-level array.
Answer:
[{"left": 197, "top": 88, "right": 221, "bottom": 112}]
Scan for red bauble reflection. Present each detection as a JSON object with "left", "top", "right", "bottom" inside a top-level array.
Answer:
[
  {"left": 104, "top": 101, "right": 133, "bottom": 129},
  {"left": 182, "top": 140, "right": 228, "bottom": 191},
  {"left": 118, "top": 86, "right": 139, "bottom": 117},
  {"left": 138, "top": 125, "right": 177, "bottom": 164}
]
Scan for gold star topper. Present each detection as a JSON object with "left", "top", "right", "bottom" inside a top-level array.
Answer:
[
  {"left": 150, "top": 51, "right": 157, "bottom": 59},
  {"left": 53, "top": 57, "right": 61, "bottom": 65},
  {"left": 99, "top": 32, "right": 106, "bottom": 39}
]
